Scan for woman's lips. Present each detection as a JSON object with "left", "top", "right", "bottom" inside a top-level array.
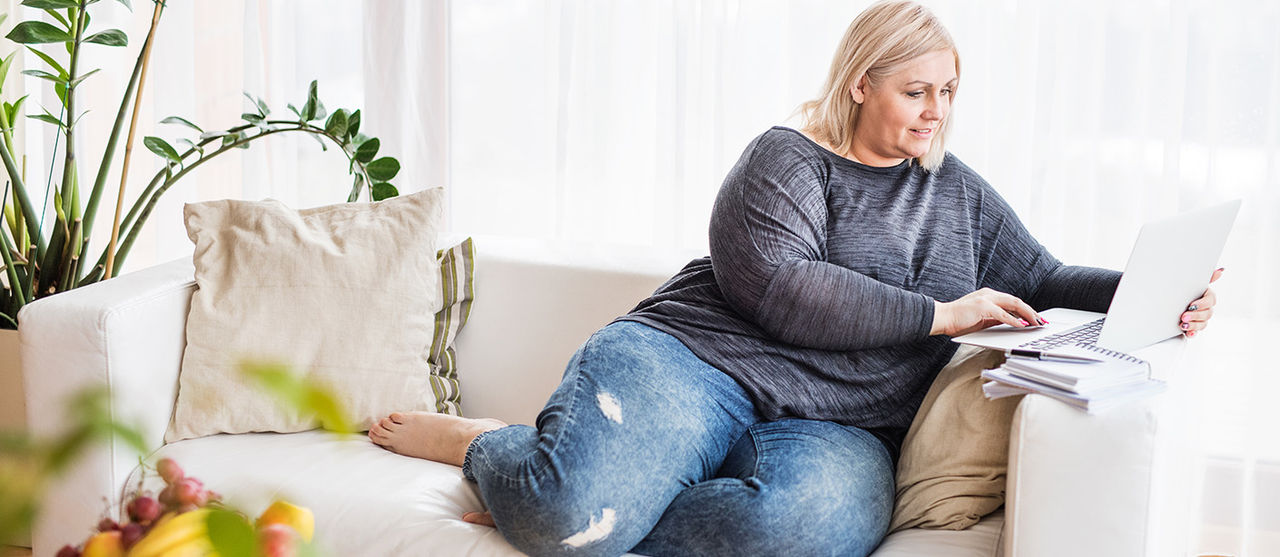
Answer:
[{"left": 909, "top": 128, "right": 933, "bottom": 139}]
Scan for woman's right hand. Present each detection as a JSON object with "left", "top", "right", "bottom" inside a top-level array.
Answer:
[{"left": 931, "top": 288, "right": 1046, "bottom": 337}]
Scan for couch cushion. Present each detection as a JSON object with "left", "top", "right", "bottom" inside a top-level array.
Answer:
[
  {"left": 134, "top": 431, "right": 1000, "bottom": 556},
  {"left": 872, "top": 510, "right": 1003, "bottom": 556},
  {"left": 890, "top": 345, "right": 1018, "bottom": 531},
  {"left": 170, "top": 188, "right": 448, "bottom": 442}
]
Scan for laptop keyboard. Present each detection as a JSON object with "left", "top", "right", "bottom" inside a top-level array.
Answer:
[{"left": 1019, "top": 317, "right": 1105, "bottom": 350}]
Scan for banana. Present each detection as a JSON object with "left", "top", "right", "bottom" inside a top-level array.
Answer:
[{"left": 125, "top": 508, "right": 215, "bottom": 557}]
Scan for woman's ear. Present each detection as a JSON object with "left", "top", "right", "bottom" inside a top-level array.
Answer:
[{"left": 849, "top": 75, "right": 867, "bottom": 104}]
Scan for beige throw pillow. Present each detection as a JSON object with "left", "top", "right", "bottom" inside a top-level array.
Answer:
[
  {"left": 889, "top": 345, "right": 1020, "bottom": 532},
  {"left": 167, "top": 188, "right": 446, "bottom": 442}
]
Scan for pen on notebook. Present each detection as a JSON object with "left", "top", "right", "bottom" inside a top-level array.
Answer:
[{"left": 1006, "top": 349, "right": 1103, "bottom": 364}]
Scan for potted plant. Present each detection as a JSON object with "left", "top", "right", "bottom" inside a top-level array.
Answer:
[
  {"left": 0, "top": 0, "right": 403, "bottom": 331},
  {"left": 0, "top": 3, "right": 402, "bottom": 546}
]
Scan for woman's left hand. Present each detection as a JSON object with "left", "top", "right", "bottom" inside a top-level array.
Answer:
[{"left": 1180, "top": 267, "right": 1224, "bottom": 338}]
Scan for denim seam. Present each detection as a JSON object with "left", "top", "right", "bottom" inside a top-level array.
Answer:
[
  {"left": 748, "top": 425, "right": 767, "bottom": 480},
  {"left": 462, "top": 428, "right": 492, "bottom": 482}
]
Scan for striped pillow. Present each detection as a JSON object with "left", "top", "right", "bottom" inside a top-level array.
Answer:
[{"left": 427, "top": 237, "right": 475, "bottom": 415}]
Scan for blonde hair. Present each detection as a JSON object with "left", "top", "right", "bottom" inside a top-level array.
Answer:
[{"left": 799, "top": 1, "right": 958, "bottom": 171}]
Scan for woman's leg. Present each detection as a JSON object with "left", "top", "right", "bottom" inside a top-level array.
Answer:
[
  {"left": 378, "top": 321, "right": 758, "bottom": 556},
  {"left": 632, "top": 419, "right": 895, "bottom": 557}
]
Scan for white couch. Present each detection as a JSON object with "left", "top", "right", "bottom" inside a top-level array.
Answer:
[{"left": 20, "top": 248, "right": 1172, "bottom": 556}]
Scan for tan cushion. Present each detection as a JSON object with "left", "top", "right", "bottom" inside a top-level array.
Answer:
[
  {"left": 890, "top": 345, "right": 1020, "bottom": 532},
  {"left": 167, "top": 188, "right": 446, "bottom": 442}
]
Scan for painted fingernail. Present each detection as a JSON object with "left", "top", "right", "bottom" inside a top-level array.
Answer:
[
  {"left": 1187, "top": 304, "right": 1198, "bottom": 311},
  {"left": 1188, "top": 330, "right": 1197, "bottom": 337},
  {"left": 1180, "top": 322, "right": 1190, "bottom": 329},
  {"left": 1038, "top": 317, "right": 1048, "bottom": 325},
  {"left": 1019, "top": 319, "right": 1029, "bottom": 327}
]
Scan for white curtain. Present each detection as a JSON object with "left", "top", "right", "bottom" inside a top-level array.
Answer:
[
  {"left": 451, "top": 1, "right": 1278, "bottom": 555},
  {"left": 6, "top": 0, "right": 1276, "bottom": 554},
  {"left": 9, "top": 0, "right": 447, "bottom": 274}
]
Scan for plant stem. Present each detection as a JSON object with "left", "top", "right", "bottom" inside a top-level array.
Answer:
[
  {"left": 0, "top": 139, "right": 41, "bottom": 257},
  {"left": 47, "top": 4, "right": 88, "bottom": 293},
  {"left": 102, "top": 0, "right": 164, "bottom": 280},
  {"left": 104, "top": 123, "right": 369, "bottom": 277}
]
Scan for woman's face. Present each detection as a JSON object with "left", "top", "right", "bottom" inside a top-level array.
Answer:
[{"left": 849, "top": 49, "right": 957, "bottom": 167}]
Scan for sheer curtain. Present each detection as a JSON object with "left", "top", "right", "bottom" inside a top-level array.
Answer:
[
  {"left": 449, "top": 1, "right": 1278, "bottom": 555},
  {"left": 8, "top": 0, "right": 447, "bottom": 274},
  {"left": 5, "top": 0, "right": 1275, "bottom": 554}
]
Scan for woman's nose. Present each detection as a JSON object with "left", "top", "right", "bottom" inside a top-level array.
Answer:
[{"left": 922, "top": 94, "right": 947, "bottom": 121}]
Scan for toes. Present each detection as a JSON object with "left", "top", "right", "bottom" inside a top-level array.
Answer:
[
  {"left": 462, "top": 511, "right": 495, "bottom": 527},
  {"left": 389, "top": 412, "right": 405, "bottom": 424},
  {"left": 380, "top": 417, "right": 400, "bottom": 431}
]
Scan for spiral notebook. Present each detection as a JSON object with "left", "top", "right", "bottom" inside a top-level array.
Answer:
[{"left": 1002, "top": 344, "right": 1151, "bottom": 394}]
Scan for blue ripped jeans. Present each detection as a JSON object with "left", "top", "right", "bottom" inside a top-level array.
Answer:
[{"left": 463, "top": 321, "right": 894, "bottom": 556}]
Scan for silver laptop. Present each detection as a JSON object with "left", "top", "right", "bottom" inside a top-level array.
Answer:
[{"left": 953, "top": 199, "right": 1241, "bottom": 354}]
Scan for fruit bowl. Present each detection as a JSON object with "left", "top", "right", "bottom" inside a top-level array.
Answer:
[{"left": 56, "top": 458, "right": 314, "bottom": 557}]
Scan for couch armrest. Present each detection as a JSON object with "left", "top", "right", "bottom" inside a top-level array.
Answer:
[
  {"left": 1003, "top": 393, "right": 1158, "bottom": 556},
  {"left": 19, "top": 259, "right": 195, "bottom": 554}
]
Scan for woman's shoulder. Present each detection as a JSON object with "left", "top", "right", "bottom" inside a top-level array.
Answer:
[
  {"left": 934, "top": 152, "right": 984, "bottom": 183},
  {"left": 730, "top": 126, "right": 831, "bottom": 181}
]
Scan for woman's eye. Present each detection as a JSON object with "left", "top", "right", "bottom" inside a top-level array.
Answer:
[
  {"left": 941, "top": 88, "right": 953, "bottom": 96},
  {"left": 906, "top": 91, "right": 924, "bottom": 98}
]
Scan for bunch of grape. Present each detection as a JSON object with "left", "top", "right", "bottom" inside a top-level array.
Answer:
[{"left": 55, "top": 458, "right": 222, "bottom": 557}]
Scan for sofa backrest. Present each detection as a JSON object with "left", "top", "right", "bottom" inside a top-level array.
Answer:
[{"left": 455, "top": 249, "right": 675, "bottom": 425}]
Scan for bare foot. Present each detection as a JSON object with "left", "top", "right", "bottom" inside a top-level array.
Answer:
[
  {"left": 368, "top": 411, "right": 507, "bottom": 467},
  {"left": 462, "top": 511, "right": 496, "bottom": 527}
]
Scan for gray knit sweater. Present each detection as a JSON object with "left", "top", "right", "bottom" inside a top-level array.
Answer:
[{"left": 620, "top": 127, "right": 1122, "bottom": 459}]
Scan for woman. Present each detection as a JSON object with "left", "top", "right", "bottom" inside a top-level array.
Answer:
[{"left": 370, "top": 2, "right": 1221, "bottom": 555}]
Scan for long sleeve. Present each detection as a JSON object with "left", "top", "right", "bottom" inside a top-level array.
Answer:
[
  {"left": 708, "top": 139, "right": 934, "bottom": 351},
  {"left": 966, "top": 175, "right": 1122, "bottom": 311},
  {"left": 1028, "top": 265, "right": 1122, "bottom": 312}
]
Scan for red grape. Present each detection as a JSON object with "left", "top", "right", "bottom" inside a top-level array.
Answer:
[{"left": 156, "top": 458, "right": 184, "bottom": 484}]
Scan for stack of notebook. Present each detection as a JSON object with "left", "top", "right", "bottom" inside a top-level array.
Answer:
[{"left": 981, "top": 344, "right": 1166, "bottom": 413}]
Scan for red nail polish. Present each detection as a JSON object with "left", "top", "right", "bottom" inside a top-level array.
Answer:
[{"left": 1019, "top": 319, "right": 1029, "bottom": 326}]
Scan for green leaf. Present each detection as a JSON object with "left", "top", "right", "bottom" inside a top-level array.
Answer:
[
  {"left": 26, "top": 46, "right": 68, "bottom": 78},
  {"left": 20, "top": 0, "right": 79, "bottom": 9},
  {"left": 348, "top": 172, "right": 364, "bottom": 202},
  {"left": 309, "top": 132, "right": 327, "bottom": 152},
  {"left": 313, "top": 99, "right": 326, "bottom": 122},
  {"left": 176, "top": 137, "right": 202, "bottom": 155},
  {"left": 5, "top": 95, "right": 29, "bottom": 124},
  {"left": 21, "top": 69, "right": 65, "bottom": 84},
  {"left": 199, "top": 130, "right": 231, "bottom": 140},
  {"left": 300, "top": 81, "right": 318, "bottom": 121},
  {"left": 346, "top": 109, "right": 360, "bottom": 138},
  {"left": 161, "top": 115, "right": 204, "bottom": 133},
  {"left": 371, "top": 182, "right": 398, "bottom": 201},
  {"left": 106, "top": 422, "right": 148, "bottom": 454},
  {"left": 27, "top": 112, "right": 63, "bottom": 127},
  {"left": 241, "top": 113, "right": 263, "bottom": 124},
  {"left": 366, "top": 156, "right": 399, "bottom": 181},
  {"left": 44, "top": 9, "right": 70, "bottom": 31},
  {"left": 221, "top": 133, "right": 241, "bottom": 148},
  {"left": 243, "top": 91, "right": 269, "bottom": 117},
  {"left": 6, "top": 21, "right": 71, "bottom": 44},
  {"left": 205, "top": 509, "right": 257, "bottom": 557},
  {"left": 239, "top": 361, "right": 355, "bottom": 433},
  {"left": 54, "top": 82, "right": 66, "bottom": 105},
  {"left": 67, "top": 67, "right": 101, "bottom": 87},
  {"left": 143, "top": 136, "right": 182, "bottom": 164},
  {"left": 324, "top": 108, "right": 347, "bottom": 138},
  {"left": 83, "top": 29, "right": 127, "bottom": 47},
  {"left": 286, "top": 103, "right": 302, "bottom": 119},
  {"left": 353, "top": 137, "right": 379, "bottom": 163}
]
